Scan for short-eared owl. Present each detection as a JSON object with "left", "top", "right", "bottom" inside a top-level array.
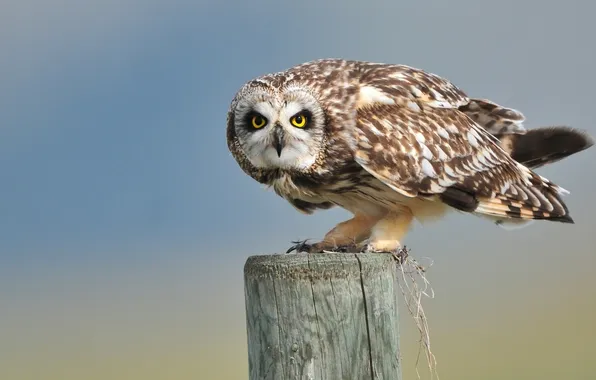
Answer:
[{"left": 226, "top": 59, "right": 593, "bottom": 253}]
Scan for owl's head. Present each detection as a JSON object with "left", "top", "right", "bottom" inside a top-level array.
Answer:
[{"left": 229, "top": 81, "right": 327, "bottom": 171}]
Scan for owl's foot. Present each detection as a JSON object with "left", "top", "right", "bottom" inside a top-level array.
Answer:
[
  {"left": 361, "top": 243, "right": 412, "bottom": 264},
  {"left": 286, "top": 240, "right": 321, "bottom": 254},
  {"left": 362, "top": 239, "right": 401, "bottom": 254},
  {"left": 286, "top": 240, "right": 411, "bottom": 263},
  {"left": 286, "top": 240, "right": 365, "bottom": 254},
  {"left": 323, "top": 242, "right": 367, "bottom": 253}
]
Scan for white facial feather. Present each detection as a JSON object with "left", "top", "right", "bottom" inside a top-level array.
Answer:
[
  {"left": 252, "top": 102, "right": 277, "bottom": 120},
  {"left": 234, "top": 88, "right": 324, "bottom": 170},
  {"left": 282, "top": 101, "right": 305, "bottom": 120}
]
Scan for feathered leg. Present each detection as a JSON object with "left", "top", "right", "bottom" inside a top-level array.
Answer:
[
  {"left": 286, "top": 213, "right": 380, "bottom": 253},
  {"left": 364, "top": 208, "right": 414, "bottom": 253}
]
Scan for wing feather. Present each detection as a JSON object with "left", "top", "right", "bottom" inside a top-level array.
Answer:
[
  {"left": 459, "top": 98, "right": 527, "bottom": 135},
  {"left": 357, "top": 62, "right": 470, "bottom": 109},
  {"left": 356, "top": 62, "right": 528, "bottom": 137},
  {"left": 352, "top": 103, "right": 572, "bottom": 222}
]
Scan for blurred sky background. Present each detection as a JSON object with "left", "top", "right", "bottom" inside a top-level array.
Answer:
[{"left": 2, "top": 0, "right": 596, "bottom": 379}]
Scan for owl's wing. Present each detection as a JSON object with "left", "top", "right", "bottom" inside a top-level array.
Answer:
[
  {"left": 358, "top": 62, "right": 470, "bottom": 109},
  {"left": 358, "top": 62, "right": 527, "bottom": 135},
  {"left": 351, "top": 103, "right": 572, "bottom": 222},
  {"left": 459, "top": 98, "right": 526, "bottom": 135}
]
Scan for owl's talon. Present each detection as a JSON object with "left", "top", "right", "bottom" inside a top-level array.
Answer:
[{"left": 286, "top": 240, "right": 317, "bottom": 254}]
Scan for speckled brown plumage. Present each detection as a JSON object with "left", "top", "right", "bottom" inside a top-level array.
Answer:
[
  {"left": 459, "top": 98, "right": 526, "bottom": 135},
  {"left": 226, "top": 58, "right": 593, "bottom": 253},
  {"left": 352, "top": 104, "right": 571, "bottom": 222}
]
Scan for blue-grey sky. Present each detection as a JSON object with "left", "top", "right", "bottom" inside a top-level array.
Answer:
[{"left": 2, "top": 1, "right": 595, "bottom": 379}]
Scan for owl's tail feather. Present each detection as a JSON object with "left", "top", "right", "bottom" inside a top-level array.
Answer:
[
  {"left": 496, "top": 126, "right": 594, "bottom": 170},
  {"left": 474, "top": 179, "right": 574, "bottom": 226},
  {"left": 461, "top": 98, "right": 594, "bottom": 169}
]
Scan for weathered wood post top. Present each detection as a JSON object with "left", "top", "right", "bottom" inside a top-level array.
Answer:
[{"left": 244, "top": 252, "right": 402, "bottom": 380}]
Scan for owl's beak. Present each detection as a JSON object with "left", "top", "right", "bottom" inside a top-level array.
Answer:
[{"left": 273, "top": 126, "right": 285, "bottom": 157}]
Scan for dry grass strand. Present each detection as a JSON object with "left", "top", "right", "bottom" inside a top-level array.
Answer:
[{"left": 393, "top": 246, "right": 439, "bottom": 380}]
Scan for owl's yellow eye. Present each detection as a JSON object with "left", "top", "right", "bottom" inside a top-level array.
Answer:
[
  {"left": 251, "top": 114, "right": 267, "bottom": 129},
  {"left": 290, "top": 113, "right": 308, "bottom": 128}
]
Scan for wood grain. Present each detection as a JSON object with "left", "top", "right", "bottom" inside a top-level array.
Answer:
[{"left": 244, "top": 253, "right": 401, "bottom": 380}]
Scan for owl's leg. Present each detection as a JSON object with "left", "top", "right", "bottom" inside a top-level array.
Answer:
[
  {"left": 321, "top": 214, "right": 379, "bottom": 248},
  {"left": 286, "top": 214, "right": 380, "bottom": 253},
  {"left": 364, "top": 208, "right": 414, "bottom": 253}
]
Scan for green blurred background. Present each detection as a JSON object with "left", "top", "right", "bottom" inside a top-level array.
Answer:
[{"left": 2, "top": 0, "right": 595, "bottom": 379}]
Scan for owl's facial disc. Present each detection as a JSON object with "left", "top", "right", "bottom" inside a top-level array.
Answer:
[{"left": 235, "top": 88, "right": 325, "bottom": 170}]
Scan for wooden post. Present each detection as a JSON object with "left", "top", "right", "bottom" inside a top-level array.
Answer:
[{"left": 244, "top": 252, "right": 401, "bottom": 380}]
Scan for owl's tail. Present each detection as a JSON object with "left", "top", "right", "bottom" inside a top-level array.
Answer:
[
  {"left": 495, "top": 126, "right": 594, "bottom": 170},
  {"left": 458, "top": 98, "right": 592, "bottom": 228},
  {"left": 473, "top": 127, "right": 590, "bottom": 227},
  {"left": 460, "top": 98, "right": 594, "bottom": 169},
  {"left": 473, "top": 170, "right": 574, "bottom": 228}
]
